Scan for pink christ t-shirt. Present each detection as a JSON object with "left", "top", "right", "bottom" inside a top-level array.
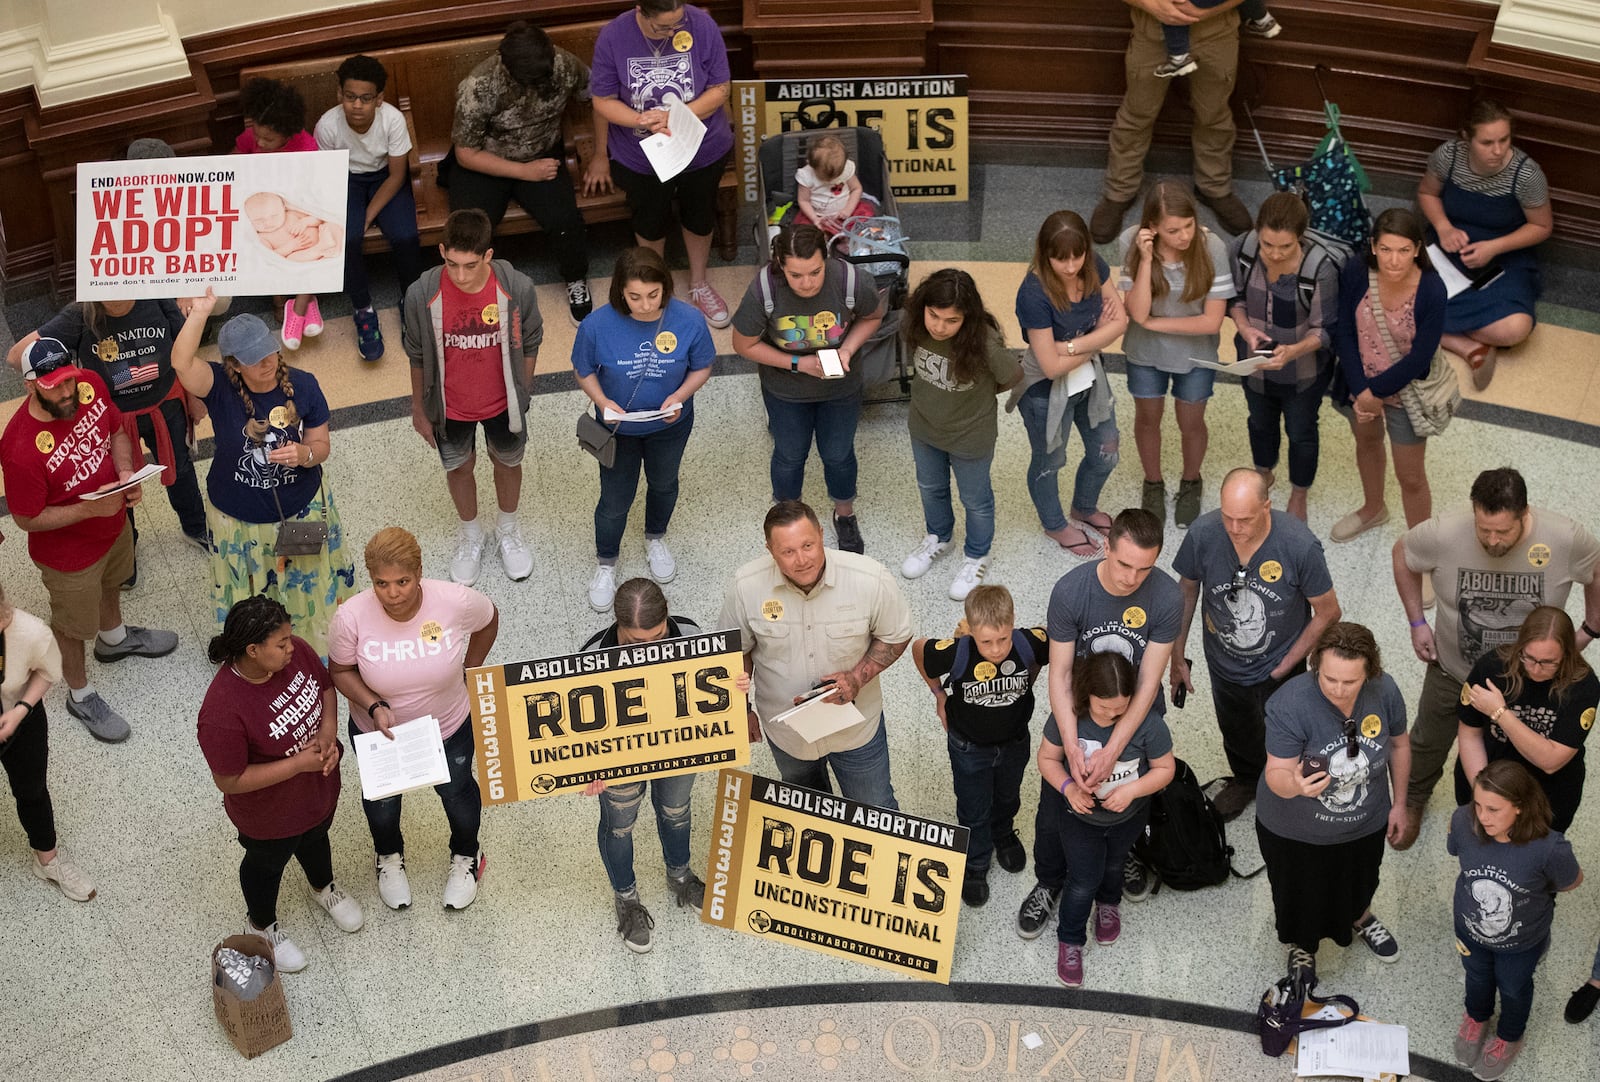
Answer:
[{"left": 328, "top": 579, "right": 496, "bottom": 739}]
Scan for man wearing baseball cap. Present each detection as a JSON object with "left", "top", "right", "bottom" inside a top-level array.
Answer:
[{"left": 0, "top": 338, "right": 178, "bottom": 741}]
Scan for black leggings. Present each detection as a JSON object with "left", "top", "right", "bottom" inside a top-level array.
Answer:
[
  {"left": 238, "top": 810, "right": 336, "bottom": 929},
  {"left": 0, "top": 703, "right": 56, "bottom": 852}
]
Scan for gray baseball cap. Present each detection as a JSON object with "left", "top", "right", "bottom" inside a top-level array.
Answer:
[{"left": 216, "top": 314, "right": 279, "bottom": 367}]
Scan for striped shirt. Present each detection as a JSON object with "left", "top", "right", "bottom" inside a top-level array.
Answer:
[
  {"left": 1426, "top": 141, "right": 1548, "bottom": 207},
  {"left": 1228, "top": 232, "right": 1340, "bottom": 393}
]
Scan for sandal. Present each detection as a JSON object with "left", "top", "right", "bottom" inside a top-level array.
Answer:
[
  {"left": 1464, "top": 343, "right": 1497, "bottom": 391},
  {"left": 1046, "top": 524, "right": 1104, "bottom": 557},
  {"left": 1069, "top": 510, "right": 1114, "bottom": 534}
]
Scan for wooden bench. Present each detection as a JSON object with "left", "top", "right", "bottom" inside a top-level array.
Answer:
[{"left": 240, "top": 22, "right": 739, "bottom": 260}]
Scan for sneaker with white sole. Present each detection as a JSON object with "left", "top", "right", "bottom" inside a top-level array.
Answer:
[
  {"left": 1155, "top": 53, "right": 1198, "bottom": 78},
  {"left": 450, "top": 526, "right": 484, "bottom": 586},
  {"left": 588, "top": 563, "right": 618, "bottom": 611},
  {"left": 689, "top": 281, "right": 730, "bottom": 328},
  {"left": 666, "top": 870, "right": 705, "bottom": 915},
  {"left": 496, "top": 521, "right": 534, "bottom": 581},
  {"left": 1354, "top": 914, "right": 1399, "bottom": 961},
  {"left": 1243, "top": 14, "right": 1282, "bottom": 38},
  {"left": 375, "top": 852, "right": 411, "bottom": 910},
  {"left": 64, "top": 692, "right": 131, "bottom": 743},
  {"left": 567, "top": 279, "right": 594, "bottom": 326},
  {"left": 949, "top": 556, "right": 990, "bottom": 601},
  {"left": 442, "top": 850, "right": 484, "bottom": 910},
  {"left": 312, "top": 883, "right": 364, "bottom": 932},
  {"left": 646, "top": 538, "right": 677, "bottom": 583},
  {"left": 302, "top": 297, "right": 325, "bottom": 337},
  {"left": 246, "top": 920, "right": 307, "bottom": 973},
  {"left": 615, "top": 890, "right": 656, "bottom": 954},
  {"left": 901, "top": 534, "right": 950, "bottom": 579},
  {"left": 93, "top": 625, "right": 178, "bottom": 663},
  {"left": 1016, "top": 882, "right": 1060, "bottom": 940},
  {"left": 281, "top": 299, "right": 305, "bottom": 350},
  {"left": 32, "top": 851, "right": 96, "bottom": 901}
]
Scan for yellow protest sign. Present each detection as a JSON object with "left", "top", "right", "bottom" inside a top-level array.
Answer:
[
  {"left": 467, "top": 631, "right": 748, "bottom": 804},
  {"left": 703, "top": 769, "right": 968, "bottom": 983}
]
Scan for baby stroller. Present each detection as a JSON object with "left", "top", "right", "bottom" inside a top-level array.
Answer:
[{"left": 754, "top": 122, "right": 912, "bottom": 396}]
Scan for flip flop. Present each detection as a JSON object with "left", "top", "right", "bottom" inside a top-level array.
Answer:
[
  {"left": 1069, "top": 510, "right": 1114, "bottom": 534},
  {"left": 1046, "top": 524, "right": 1104, "bottom": 557}
]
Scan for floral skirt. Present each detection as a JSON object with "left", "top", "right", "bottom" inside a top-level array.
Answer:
[{"left": 207, "top": 488, "right": 357, "bottom": 656}]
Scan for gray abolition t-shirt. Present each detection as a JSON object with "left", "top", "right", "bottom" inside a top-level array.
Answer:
[
  {"left": 1046, "top": 560, "right": 1182, "bottom": 715},
  {"left": 1043, "top": 710, "right": 1173, "bottom": 826},
  {"left": 1172, "top": 510, "right": 1334, "bottom": 685},
  {"left": 730, "top": 259, "right": 884, "bottom": 404},
  {"left": 1117, "top": 225, "right": 1233, "bottom": 372},
  {"left": 1447, "top": 805, "right": 1579, "bottom": 953},
  {"left": 1255, "top": 670, "right": 1408, "bottom": 845}
]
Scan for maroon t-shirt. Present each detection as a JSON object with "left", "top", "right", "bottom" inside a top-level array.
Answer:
[{"left": 197, "top": 637, "right": 340, "bottom": 839}]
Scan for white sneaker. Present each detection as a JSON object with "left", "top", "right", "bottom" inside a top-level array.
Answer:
[
  {"left": 443, "top": 850, "right": 484, "bottom": 910},
  {"left": 375, "top": 852, "right": 411, "bottom": 910},
  {"left": 949, "top": 555, "right": 990, "bottom": 601},
  {"left": 32, "top": 851, "right": 96, "bottom": 901},
  {"left": 450, "top": 526, "right": 484, "bottom": 586},
  {"left": 588, "top": 564, "right": 618, "bottom": 612},
  {"left": 646, "top": 538, "right": 677, "bottom": 583},
  {"left": 312, "top": 883, "right": 364, "bottom": 932},
  {"left": 901, "top": 534, "right": 950, "bottom": 579},
  {"left": 245, "top": 920, "right": 307, "bottom": 973},
  {"left": 496, "top": 520, "right": 533, "bottom": 581}
]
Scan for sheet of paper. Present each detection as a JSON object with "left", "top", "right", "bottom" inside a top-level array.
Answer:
[
  {"left": 354, "top": 715, "right": 449, "bottom": 801},
  {"left": 640, "top": 93, "right": 706, "bottom": 182},
  {"left": 603, "top": 402, "right": 682, "bottom": 423},
  {"left": 768, "top": 688, "right": 867, "bottom": 744},
  {"left": 1190, "top": 353, "right": 1274, "bottom": 376},
  {"left": 78, "top": 462, "right": 166, "bottom": 500},
  {"left": 1296, "top": 1023, "right": 1408, "bottom": 1078},
  {"left": 1427, "top": 244, "right": 1474, "bottom": 298},
  {"left": 1064, "top": 359, "right": 1095, "bottom": 397}
]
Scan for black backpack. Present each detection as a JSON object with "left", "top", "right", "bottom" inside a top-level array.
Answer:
[
  {"left": 1233, "top": 226, "right": 1352, "bottom": 315},
  {"left": 1133, "top": 759, "right": 1262, "bottom": 893}
]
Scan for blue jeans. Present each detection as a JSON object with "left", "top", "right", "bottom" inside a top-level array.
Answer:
[
  {"left": 595, "top": 414, "right": 694, "bottom": 561},
  {"left": 1242, "top": 367, "right": 1332, "bottom": 490},
  {"left": 1056, "top": 805, "right": 1148, "bottom": 945},
  {"left": 762, "top": 389, "right": 861, "bottom": 503},
  {"left": 597, "top": 772, "right": 696, "bottom": 893},
  {"left": 1164, "top": 0, "right": 1267, "bottom": 53},
  {"left": 1018, "top": 380, "right": 1120, "bottom": 531},
  {"left": 344, "top": 169, "right": 423, "bottom": 310},
  {"left": 910, "top": 438, "right": 995, "bottom": 559},
  {"left": 1460, "top": 930, "right": 1547, "bottom": 1041},
  {"left": 352, "top": 719, "right": 481, "bottom": 858},
  {"left": 946, "top": 731, "right": 1029, "bottom": 876},
  {"left": 1031, "top": 777, "right": 1067, "bottom": 891},
  {"left": 767, "top": 715, "right": 898, "bottom": 809}
]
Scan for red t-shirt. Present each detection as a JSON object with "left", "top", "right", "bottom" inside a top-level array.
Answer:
[
  {"left": 0, "top": 371, "right": 127, "bottom": 572},
  {"left": 197, "top": 637, "right": 341, "bottom": 840},
  {"left": 441, "top": 273, "right": 508, "bottom": 421},
  {"left": 234, "top": 128, "right": 320, "bottom": 154}
]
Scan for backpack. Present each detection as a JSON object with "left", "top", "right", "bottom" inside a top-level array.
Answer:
[
  {"left": 756, "top": 259, "right": 902, "bottom": 386},
  {"left": 1133, "top": 759, "right": 1262, "bottom": 893},
  {"left": 1257, "top": 970, "right": 1360, "bottom": 1058},
  {"left": 1234, "top": 226, "right": 1352, "bottom": 315},
  {"left": 940, "top": 630, "right": 1043, "bottom": 693}
]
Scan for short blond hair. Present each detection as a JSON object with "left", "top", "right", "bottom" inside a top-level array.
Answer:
[
  {"left": 363, "top": 526, "right": 423, "bottom": 579},
  {"left": 963, "top": 584, "right": 1014, "bottom": 631}
]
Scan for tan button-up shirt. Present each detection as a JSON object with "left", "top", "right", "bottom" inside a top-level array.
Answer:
[{"left": 719, "top": 549, "right": 912, "bottom": 760}]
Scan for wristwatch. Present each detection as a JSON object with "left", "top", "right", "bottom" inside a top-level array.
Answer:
[
  {"left": 790, "top": 355, "right": 800, "bottom": 372},
  {"left": 1066, "top": 339, "right": 1077, "bottom": 356}
]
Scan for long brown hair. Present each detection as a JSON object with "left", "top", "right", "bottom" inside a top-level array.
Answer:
[
  {"left": 1472, "top": 760, "right": 1552, "bottom": 844},
  {"left": 1072, "top": 651, "right": 1138, "bottom": 718},
  {"left": 903, "top": 267, "right": 1001, "bottom": 385},
  {"left": 1029, "top": 210, "right": 1101, "bottom": 311},
  {"left": 1496, "top": 606, "right": 1591, "bottom": 704},
  {"left": 226, "top": 358, "right": 300, "bottom": 444},
  {"left": 1124, "top": 181, "right": 1213, "bottom": 305}
]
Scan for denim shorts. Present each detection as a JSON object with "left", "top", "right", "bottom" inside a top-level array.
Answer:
[
  {"left": 1126, "top": 362, "right": 1215, "bottom": 403},
  {"left": 1333, "top": 400, "right": 1424, "bottom": 446},
  {"left": 437, "top": 410, "right": 526, "bottom": 471}
]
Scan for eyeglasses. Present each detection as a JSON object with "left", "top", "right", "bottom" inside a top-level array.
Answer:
[
  {"left": 1519, "top": 651, "right": 1560, "bottom": 671},
  {"left": 1341, "top": 717, "right": 1359, "bottom": 760},
  {"left": 1228, "top": 564, "right": 1248, "bottom": 601},
  {"left": 644, "top": 14, "right": 686, "bottom": 35},
  {"left": 341, "top": 92, "right": 378, "bottom": 105}
]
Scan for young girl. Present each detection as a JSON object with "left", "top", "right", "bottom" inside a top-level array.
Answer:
[
  {"left": 901, "top": 268, "right": 1020, "bottom": 600},
  {"left": 1014, "top": 210, "right": 1128, "bottom": 556},
  {"left": 1120, "top": 181, "right": 1232, "bottom": 529},
  {"left": 236, "top": 79, "right": 325, "bottom": 352},
  {"left": 1449, "top": 761, "right": 1581, "bottom": 1078},
  {"left": 795, "top": 135, "right": 877, "bottom": 234},
  {"left": 1037, "top": 652, "right": 1175, "bottom": 988}
]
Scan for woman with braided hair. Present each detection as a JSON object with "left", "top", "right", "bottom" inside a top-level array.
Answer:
[
  {"left": 172, "top": 289, "right": 355, "bottom": 653},
  {"left": 199, "top": 594, "right": 362, "bottom": 973}
]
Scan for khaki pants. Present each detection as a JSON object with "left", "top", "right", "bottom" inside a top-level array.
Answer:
[
  {"left": 1406, "top": 661, "right": 1464, "bottom": 808},
  {"left": 1103, "top": 8, "right": 1240, "bottom": 203}
]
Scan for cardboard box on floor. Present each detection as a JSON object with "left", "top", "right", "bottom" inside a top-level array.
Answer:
[{"left": 211, "top": 934, "right": 292, "bottom": 1058}]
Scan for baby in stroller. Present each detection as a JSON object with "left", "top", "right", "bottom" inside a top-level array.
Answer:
[{"left": 794, "top": 135, "right": 879, "bottom": 234}]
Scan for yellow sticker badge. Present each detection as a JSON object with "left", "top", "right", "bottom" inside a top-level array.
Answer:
[
  {"left": 672, "top": 30, "right": 693, "bottom": 52},
  {"left": 1460, "top": 683, "right": 1472, "bottom": 707},
  {"left": 1259, "top": 560, "right": 1282, "bottom": 583},
  {"left": 1361, "top": 714, "right": 1382, "bottom": 739},
  {"left": 934, "top": 638, "right": 954, "bottom": 650},
  {"left": 420, "top": 620, "right": 444, "bottom": 644},
  {"left": 268, "top": 405, "right": 291, "bottom": 429},
  {"left": 481, "top": 303, "right": 500, "bottom": 326},
  {"left": 973, "top": 661, "right": 997, "bottom": 682},
  {"left": 1455, "top": 938, "right": 1471, "bottom": 957},
  {"left": 1029, "top": 627, "right": 1047, "bottom": 642},
  {"left": 813, "top": 311, "right": 837, "bottom": 333},
  {"left": 1582, "top": 707, "right": 1595, "bottom": 732},
  {"left": 655, "top": 330, "right": 678, "bottom": 354},
  {"left": 77, "top": 382, "right": 94, "bottom": 404},
  {"left": 34, "top": 432, "right": 54, "bottom": 455},
  {"left": 1528, "top": 543, "right": 1550, "bottom": 569},
  {"left": 1122, "top": 606, "right": 1147, "bottom": 629},
  {"left": 92, "top": 337, "right": 119, "bottom": 364},
  {"left": 761, "top": 599, "right": 784, "bottom": 622}
]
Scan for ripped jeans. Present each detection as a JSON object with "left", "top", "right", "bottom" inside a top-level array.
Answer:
[
  {"left": 597, "top": 773, "right": 696, "bottom": 893},
  {"left": 1018, "top": 380, "right": 1120, "bottom": 532},
  {"left": 353, "top": 718, "right": 481, "bottom": 859}
]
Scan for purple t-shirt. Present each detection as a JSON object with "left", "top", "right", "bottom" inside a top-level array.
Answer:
[{"left": 589, "top": 5, "right": 733, "bottom": 175}]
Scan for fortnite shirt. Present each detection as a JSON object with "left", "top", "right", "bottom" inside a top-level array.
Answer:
[
  {"left": 1448, "top": 805, "right": 1578, "bottom": 952},
  {"left": 1046, "top": 560, "right": 1181, "bottom": 714},
  {"left": 1173, "top": 510, "right": 1334, "bottom": 684}
]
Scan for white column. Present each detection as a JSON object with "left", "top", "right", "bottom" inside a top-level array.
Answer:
[
  {"left": 1493, "top": 0, "right": 1600, "bottom": 63},
  {"left": 0, "top": 0, "right": 189, "bottom": 105}
]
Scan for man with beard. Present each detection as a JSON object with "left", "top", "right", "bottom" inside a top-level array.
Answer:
[
  {"left": 1393, "top": 467, "right": 1600, "bottom": 848},
  {"left": 718, "top": 499, "right": 912, "bottom": 807},
  {"left": 0, "top": 339, "right": 178, "bottom": 741}
]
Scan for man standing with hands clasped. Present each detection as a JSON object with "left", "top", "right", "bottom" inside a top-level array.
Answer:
[
  {"left": 719, "top": 499, "right": 912, "bottom": 808},
  {"left": 1170, "top": 467, "right": 1340, "bottom": 821},
  {"left": 0, "top": 339, "right": 178, "bottom": 742}
]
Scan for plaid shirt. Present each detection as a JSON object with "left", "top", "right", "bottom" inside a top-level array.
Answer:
[{"left": 1228, "top": 232, "right": 1340, "bottom": 393}]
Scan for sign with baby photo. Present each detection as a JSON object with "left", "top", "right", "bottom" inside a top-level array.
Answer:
[{"left": 75, "top": 150, "right": 349, "bottom": 300}]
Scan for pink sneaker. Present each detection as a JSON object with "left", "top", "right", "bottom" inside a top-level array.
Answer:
[
  {"left": 689, "top": 281, "right": 730, "bottom": 328},
  {"left": 1094, "top": 902, "right": 1121, "bottom": 945},
  {"left": 1057, "top": 943, "right": 1084, "bottom": 987},
  {"left": 281, "top": 299, "right": 305, "bottom": 351},
  {"left": 302, "top": 297, "right": 324, "bottom": 338}
]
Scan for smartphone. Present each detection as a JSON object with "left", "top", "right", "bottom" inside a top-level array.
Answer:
[
  {"left": 1252, "top": 347, "right": 1276, "bottom": 358},
  {"left": 1470, "top": 264, "right": 1505, "bottom": 291},
  {"left": 1172, "top": 657, "right": 1192, "bottom": 708},
  {"left": 1301, "top": 755, "right": 1328, "bottom": 778},
  {"left": 816, "top": 348, "right": 845, "bottom": 379}
]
